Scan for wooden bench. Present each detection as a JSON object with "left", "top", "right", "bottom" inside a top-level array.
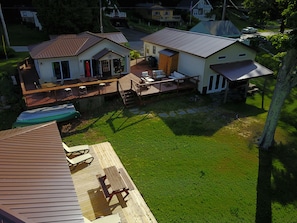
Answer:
[
  {"left": 118, "top": 168, "right": 134, "bottom": 190},
  {"left": 97, "top": 174, "right": 111, "bottom": 199}
]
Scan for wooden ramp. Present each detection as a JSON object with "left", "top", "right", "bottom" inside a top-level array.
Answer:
[{"left": 71, "top": 142, "right": 157, "bottom": 223}]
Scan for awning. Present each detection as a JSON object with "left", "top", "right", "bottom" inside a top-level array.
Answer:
[
  {"left": 93, "top": 48, "right": 123, "bottom": 60},
  {"left": 210, "top": 60, "right": 273, "bottom": 82},
  {"left": 159, "top": 49, "right": 178, "bottom": 57}
]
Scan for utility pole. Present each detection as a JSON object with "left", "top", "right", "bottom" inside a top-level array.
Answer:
[
  {"left": 189, "top": 1, "right": 193, "bottom": 25},
  {"left": 0, "top": 3, "right": 10, "bottom": 47},
  {"left": 99, "top": 0, "right": 103, "bottom": 33},
  {"left": 222, "top": 0, "right": 227, "bottom": 20}
]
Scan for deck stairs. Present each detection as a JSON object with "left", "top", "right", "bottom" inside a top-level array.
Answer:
[{"left": 120, "top": 89, "right": 139, "bottom": 108}]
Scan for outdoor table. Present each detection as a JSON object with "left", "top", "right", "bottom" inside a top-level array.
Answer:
[
  {"left": 98, "top": 166, "right": 129, "bottom": 201},
  {"left": 41, "top": 82, "right": 57, "bottom": 88}
]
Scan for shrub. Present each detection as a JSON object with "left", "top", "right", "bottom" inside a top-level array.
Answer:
[{"left": 0, "top": 46, "right": 16, "bottom": 59}]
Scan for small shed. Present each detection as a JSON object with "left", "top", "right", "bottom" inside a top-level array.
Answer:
[{"left": 158, "top": 49, "right": 179, "bottom": 74}]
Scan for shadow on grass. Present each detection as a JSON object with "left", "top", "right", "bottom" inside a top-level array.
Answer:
[
  {"left": 271, "top": 143, "right": 297, "bottom": 205},
  {"left": 105, "top": 109, "right": 151, "bottom": 133},
  {"left": 162, "top": 102, "right": 265, "bottom": 136},
  {"left": 256, "top": 142, "right": 297, "bottom": 223},
  {"left": 256, "top": 149, "right": 272, "bottom": 223}
]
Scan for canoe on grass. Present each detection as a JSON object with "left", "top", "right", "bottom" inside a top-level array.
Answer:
[{"left": 13, "top": 104, "right": 80, "bottom": 128}]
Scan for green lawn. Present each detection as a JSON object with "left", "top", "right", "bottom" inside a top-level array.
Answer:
[
  {"left": 62, "top": 86, "right": 297, "bottom": 222},
  {"left": 7, "top": 24, "right": 49, "bottom": 46},
  {"left": 2, "top": 20, "right": 297, "bottom": 222}
]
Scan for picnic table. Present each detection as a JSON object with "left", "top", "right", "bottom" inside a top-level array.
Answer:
[{"left": 97, "top": 166, "right": 130, "bottom": 201}]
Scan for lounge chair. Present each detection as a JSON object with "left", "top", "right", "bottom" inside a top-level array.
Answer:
[
  {"left": 83, "top": 213, "right": 121, "bottom": 223},
  {"left": 141, "top": 71, "right": 154, "bottom": 82},
  {"left": 66, "top": 153, "right": 94, "bottom": 170},
  {"left": 62, "top": 142, "right": 89, "bottom": 156}
]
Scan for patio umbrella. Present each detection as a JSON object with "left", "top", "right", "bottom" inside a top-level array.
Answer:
[{"left": 85, "top": 61, "right": 91, "bottom": 77}]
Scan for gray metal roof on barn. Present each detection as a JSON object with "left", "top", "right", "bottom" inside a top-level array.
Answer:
[
  {"left": 141, "top": 28, "right": 238, "bottom": 58},
  {"left": 0, "top": 122, "right": 84, "bottom": 223},
  {"left": 190, "top": 20, "right": 241, "bottom": 38}
]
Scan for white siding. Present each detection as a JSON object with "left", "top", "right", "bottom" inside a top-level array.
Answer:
[
  {"left": 177, "top": 52, "right": 205, "bottom": 92},
  {"left": 199, "top": 42, "right": 256, "bottom": 93},
  {"left": 37, "top": 39, "right": 130, "bottom": 81},
  {"left": 38, "top": 57, "right": 78, "bottom": 82}
]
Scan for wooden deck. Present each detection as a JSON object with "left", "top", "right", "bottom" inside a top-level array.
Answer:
[
  {"left": 71, "top": 142, "right": 157, "bottom": 223},
  {"left": 20, "top": 58, "right": 198, "bottom": 108}
]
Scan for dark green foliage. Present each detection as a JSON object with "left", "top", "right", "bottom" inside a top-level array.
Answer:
[
  {"left": 243, "top": 0, "right": 297, "bottom": 31},
  {"left": 0, "top": 46, "right": 15, "bottom": 60},
  {"left": 32, "top": 0, "right": 101, "bottom": 34},
  {"left": 0, "top": 71, "right": 22, "bottom": 106}
]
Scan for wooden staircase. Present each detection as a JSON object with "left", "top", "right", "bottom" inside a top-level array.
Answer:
[{"left": 120, "top": 89, "right": 139, "bottom": 108}]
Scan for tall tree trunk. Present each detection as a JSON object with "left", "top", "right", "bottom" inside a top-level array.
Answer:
[{"left": 258, "top": 49, "right": 297, "bottom": 150}]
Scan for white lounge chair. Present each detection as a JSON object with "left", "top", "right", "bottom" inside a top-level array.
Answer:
[
  {"left": 66, "top": 153, "right": 94, "bottom": 170},
  {"left": 83, "top": 213, "right": 121, "bottom": 223},
  {"left": 62, "top": 142, "right": 89, "bottom": 156}
]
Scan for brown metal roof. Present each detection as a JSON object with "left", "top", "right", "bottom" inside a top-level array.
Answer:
[
  {"left": 29, "top": 31, "right": 128, "bottom": 59},
  {"left": 0, "top": 122, "right": 84, "bottom": 223},
  {"left": 210, "top": 60, "right": 274, "bottom": 81},
  {"left": 141, "top": 27, "right": 238, "bottom": 58},
  {"left": 95, "top": 32, "right": 128, "bottom": 44}
]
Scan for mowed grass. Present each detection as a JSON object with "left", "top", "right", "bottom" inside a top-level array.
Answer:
[
  {"left": 62, "top": 84, "right": 297, "bottom": 222},
  {"left": 6, "top": 24, "right": 49, "bottom": 46}
]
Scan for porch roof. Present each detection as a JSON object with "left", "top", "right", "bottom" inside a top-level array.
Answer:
[
  {"left": 210, "top": 60, "right": 273, "bottom": 81},
  {"left": 159, "top": 49, "right": 178, "bottom": 57},
  {"left": 92, "top": 48, "right": 124, "bottom": 60}
]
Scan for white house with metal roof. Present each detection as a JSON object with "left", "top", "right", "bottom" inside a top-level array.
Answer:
[
  {"left": 141, "top": 28, "right": 272, "bottom": 95},
  {"left": 29, "top": 31, "right": 131, "bottom": 84},
  {"left": 177, "top": 0, "right": 215, "bottom": 21}
]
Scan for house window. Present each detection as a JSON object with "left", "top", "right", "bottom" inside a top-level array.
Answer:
[
  {"left": 154, "top": 11, "right": 160, "bottom": 15},
  {"left": 208, "top": 76, "right": 213, "bottom": 90},
  {"left": 113, "top": 59, "right": 122, "bottom": 74},
  {"left": 193, "top": 9, "right": 198, "bottom": 16},
  {"left": 146, "top": 45, "right": 149, "bottom": 54},
  {"left": 215, "top": 74, "right": 220, "bottom": 89},
  {"left": 102, "top": 60, "right": 109, "bottom": 72},
  {"left": 52, "top": 61, "right": 70, "bottom": 80},
  {"left": 153, "top": 46, "right": 156, "bottom": 54},
  {"left": 222, "top": 78, "right": 226, "bottom": 88},
  {"left": 164, "top": 11, "right": 169, "bottom": 15},
  {"left": 198, "top": 8, "right": 203, "bottom": 15}
]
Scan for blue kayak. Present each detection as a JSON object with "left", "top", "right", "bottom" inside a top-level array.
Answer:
[{"left": 13, "top": 104, "right": 81, "bottom": 128}]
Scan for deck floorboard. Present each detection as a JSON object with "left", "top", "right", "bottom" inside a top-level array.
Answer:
[{"left": 71, "top": 142, "right": 157, "bottom": 223}]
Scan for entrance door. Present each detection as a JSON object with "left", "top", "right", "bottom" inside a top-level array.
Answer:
[
  {"left": 101, "top": 60, "right": 111, "bottom": 78},
  {"left": 207, "top": 74, "right": 226, "bottom": 93}
]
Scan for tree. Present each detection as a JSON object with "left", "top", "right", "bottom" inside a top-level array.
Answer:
[
  {"left": 258, "top": 47, "right": 297, "bottom": 149},
  {"left": 32, "top": 0, "right": 100, "bottom": 34},
  {"left": 243, "top": 0, "right": 297, "bottom": 33},
  {"left": 255, "top": 1, "right": 297, "bottom": 149}
]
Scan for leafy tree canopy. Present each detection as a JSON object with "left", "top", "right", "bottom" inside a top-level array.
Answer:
[
  {"left": 32, "top": 0, "right": 100, "bottom": 34},
  {"left": 243, "top": 0, "right": 297, "bottom": 32}
]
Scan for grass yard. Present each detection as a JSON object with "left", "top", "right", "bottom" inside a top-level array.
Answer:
[
  {"left": 1, "top": 20, "right": 296, "bottom": 222},
  {"left": 7, "top": 24, "right": 49, "bottom": 46},
  {"left": 62, "top": 86, "right": 297, "bottom": 222}
]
